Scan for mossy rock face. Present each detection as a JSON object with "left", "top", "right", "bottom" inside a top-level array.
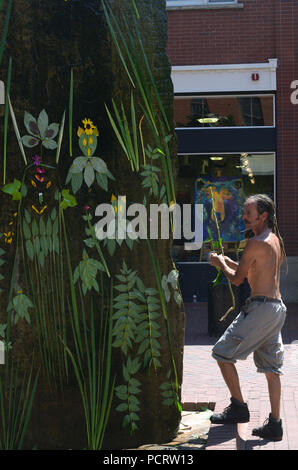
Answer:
[{"left": 0, "top": 0, "right": 185, "bottom": 449}]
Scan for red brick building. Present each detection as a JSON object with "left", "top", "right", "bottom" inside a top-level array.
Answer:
[{"left": 166, "top": 0, "right": 298, "bottom": 301}]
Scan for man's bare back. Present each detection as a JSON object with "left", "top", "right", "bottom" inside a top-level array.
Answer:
[{"left": 246, "top": 228, "right": 282, "bottom": 299}]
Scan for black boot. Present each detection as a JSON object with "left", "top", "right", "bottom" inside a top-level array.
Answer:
[
  {"left": 252, "top": 413, "right": 283, "bottom": 441},
  {"left": 210, "top": 397, "right": 250, "bottom": 424}
]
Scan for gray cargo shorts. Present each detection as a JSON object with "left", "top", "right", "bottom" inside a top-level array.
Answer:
[{"left": 212, "top": 296, "right": 287, "bottom": 375}]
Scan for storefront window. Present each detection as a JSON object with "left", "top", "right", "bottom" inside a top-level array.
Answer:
[
  {"left": 174, "top": 95, "right": 274, "bottom": 127},
  {"left": 172, "top": 153, "right": 275, "bottom": 263}
]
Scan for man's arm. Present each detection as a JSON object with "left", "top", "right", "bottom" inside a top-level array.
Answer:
[
  {"left": 224, "top": 256, "right": 239, "bottom": 270},
  {"left": 209, "top": 241, "right": 257, "bottom": 286}
]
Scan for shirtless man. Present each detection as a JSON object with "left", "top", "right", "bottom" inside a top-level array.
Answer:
[{"left": 208, "top": 194, "right": 287, "bottom": 441}]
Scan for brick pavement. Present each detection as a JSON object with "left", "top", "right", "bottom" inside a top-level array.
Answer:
[{"left": 181, "top": 302, "right": 298, "bottom": 450}]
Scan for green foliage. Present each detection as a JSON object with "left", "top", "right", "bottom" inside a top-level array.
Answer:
[
  {"left": 112, "top": 261, "right": 141, "bottom": 355},
  {"left": 159, "top": 370, "right": 182, "bottom": 412},
  {"left": 161, "top": 269, "right": 182, "bottom": 306},
  {"left": 115, "top": 357, "right": 141, "bottom": 435},
  {"left": 0, "top": 237, "right": 5, "bottom": 293},
  {"left": 134, "top": 277, "right": 162, "bottom": 370},
  {"left": 105, "top": 93, "right": 141, "bottom": 172},
  {"left": 140, "top": 145, "right": 168, "bottom": 202},
  {"left": 21, "top": 109, "right": 59, "bottom": 150},
  {"left": 12, "top": 291, "right": 33, "bottom": 325},
  {"left": 61, "top": 290, "right": 115, "bottom": 450},
  {"left": 0, "top": 323, "right": 11, "bottom": 352},
  {"left": 0, "top": 0, "right": 12, "bottom": 67},
  {"left": 1, "top": 178, "right": 22, "bottom": 200},
  {"left": 73, "top": 249, "right": 105, "bottom": 295},
  {"left": 8, "top": 96, "right": 28, "bottom": 165},
  {"left": 60, "top": 189, "right": 77, "bottom": 210},
  {"left": 66, "top": 129, "right": 115, "bottom": 193},
  {"left": 0, "top": 361, "right": 39, "bottom": 450},
  {"left": 94, "top": 198, "right": 139, "bottom": 256},
  {"left": 22, "top": 209, "right": 60, "bottom": 263}
]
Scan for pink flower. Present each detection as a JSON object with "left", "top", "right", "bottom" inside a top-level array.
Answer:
[
  {"left": 32, "top": 155, "right": 41, "bottom": 166},
  {"left": 83, "top": 205, "right": 90, "bottom": 212},
  {"left": 36, "top": 167, "right": 45, "bottom": 174}
]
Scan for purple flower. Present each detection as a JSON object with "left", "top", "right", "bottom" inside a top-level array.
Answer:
[{"left": 32, "top": 155, "right": 41, "bottom": 166}]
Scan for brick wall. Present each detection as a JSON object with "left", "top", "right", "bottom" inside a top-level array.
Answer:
[{"left": 167, "top": 0, "right": 298, "bottom": 256}]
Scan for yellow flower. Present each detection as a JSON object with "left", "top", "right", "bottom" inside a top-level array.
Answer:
[
  {"left": 77, "top": 119, "right": 99, "bottom": 137},
  {"left": 77, "top": 126, "right": 84, "bottom": 137},
  {"left": 82, "top": 118, "right": 96, "bottom": 135}
]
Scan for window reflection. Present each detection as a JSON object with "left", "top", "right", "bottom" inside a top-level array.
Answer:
[{"left": 174, "top": 95, "right": 274, "bottom": 127}]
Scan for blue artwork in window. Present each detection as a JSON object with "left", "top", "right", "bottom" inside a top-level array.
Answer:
[{"left": 194, "top": 177, "right": 246, "bottom": 242}]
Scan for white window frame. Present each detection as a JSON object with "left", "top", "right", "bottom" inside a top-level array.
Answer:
[{"left": 167, "top": 0, "right": 238, "bottom": 8}]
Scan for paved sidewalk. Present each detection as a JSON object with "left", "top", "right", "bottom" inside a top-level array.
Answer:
[{"left": 181, "top": 302, "right": 298, "bottom": 450}]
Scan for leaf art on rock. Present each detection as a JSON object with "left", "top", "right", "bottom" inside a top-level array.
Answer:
[
  {"left": 66, "top": 118, "right": 115, "bottom": 193},
  {"left": 12, "top": 290, "right": 34, "bottom": 324},
  {"left": 73, "top": 249, "right": 105, "bottom": 295},
  {"left": 21, "top": 109, "right": 59, "bottom": 150}
]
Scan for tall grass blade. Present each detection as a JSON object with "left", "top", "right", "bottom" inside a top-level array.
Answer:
[
  {"left": 102, "top": 0, "right": 135, "bottom": 88},
  {"left": 3, "top": 56, "right": 12, "bottom": 184},
  {"left": 69, "top": 67, "right": 73, "bottom": 156},
  {"left": 0, "top": 360, "right": 39, "bottom": 450},
  {"left": 56, "top": 109, "right": 66, "bottom": 164},
  {"left": 105, "top": 103, "right": 130, "bottom": 161},
  {"left": 130, "top": 0, "right": 139, "bottom": 19},
  {"left": 0, "top": 0, "right": 12, "bottom": 66},
  {"left": 8, "top": 95, "right": 28, "bottom": 165}
]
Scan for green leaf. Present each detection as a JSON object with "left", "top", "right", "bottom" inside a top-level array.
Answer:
[
  {"left": 116, "top": 403, "right": 128, "bottom": 412},
  {"left": 174, "top": 291, "right": 182, "bottom": 305},
  {"left": 24, "top": 111, "right": 40, "bottom": 137},
  {"left": 32, "top": 219, "right": 39, "bottom": 237},
  {"left": 71, "top": 156, "right": 87, "bottom": 173},
  {"left": 45, "top": 122, "right": 59, "bottom": 140},
  {"left": 51, "top": 208, "right": 57, "bottom": 221},
  {"left": 71, "top": 172, "right": 83, "bottom": 194},
  {"left": 12, "top": 293, "right": 33, "bottom": 324},
  {"left": 33, "top": 237, "right": 40, "bottom": 254},
  {"left": 163, "top": 398, "right": 175, "bottom": 406},
  {"left": 42, "top": 138, "right": 57, "bottom": 150},
  {"left": 24, "top": 209, "right": 31, "bottom": 224},
  {"left": 23, "top": 220, "right": 31, "bottom": 239},
  {"left": 60, "top": 189, "right": 77, "bottom": 210},
  {"left": 96, "top": 173, "right": 108, "bottom": 191},
  {"left": 21, "top": 135, "right": 39, "bottom": 148},
  {"left": 79, "top": 133, "right": 97, "bottom": 157},
  {"left": 168, "top": 269, "right": 179, "bottom": 289},
  {"left": 84, "top": 162, "right": 95, "bottom": 188},
  {"left": 37, "top": 109, "right": 49, "bottom": 139},
  {"left": 2, "top": 178, "right": 21, "bottom": 195},
  {"left": 25, "top": 240, "right": 34, "bottom": 260},
  {"left": 91, "top": 157, "right": 107, "bottom": 173},
  {"left": 52, "top": 218, "right": 59, "bottom": 235},
  {"left": 46, "top": 217, "right": 52, "bottom": 236},
  {"left": 40, "top": 235, "right": 48, "bottom": 255}
]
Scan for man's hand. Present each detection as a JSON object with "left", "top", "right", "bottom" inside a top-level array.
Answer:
[{"left": 209, "top": 252, "right": 225, "bottom": 268}]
